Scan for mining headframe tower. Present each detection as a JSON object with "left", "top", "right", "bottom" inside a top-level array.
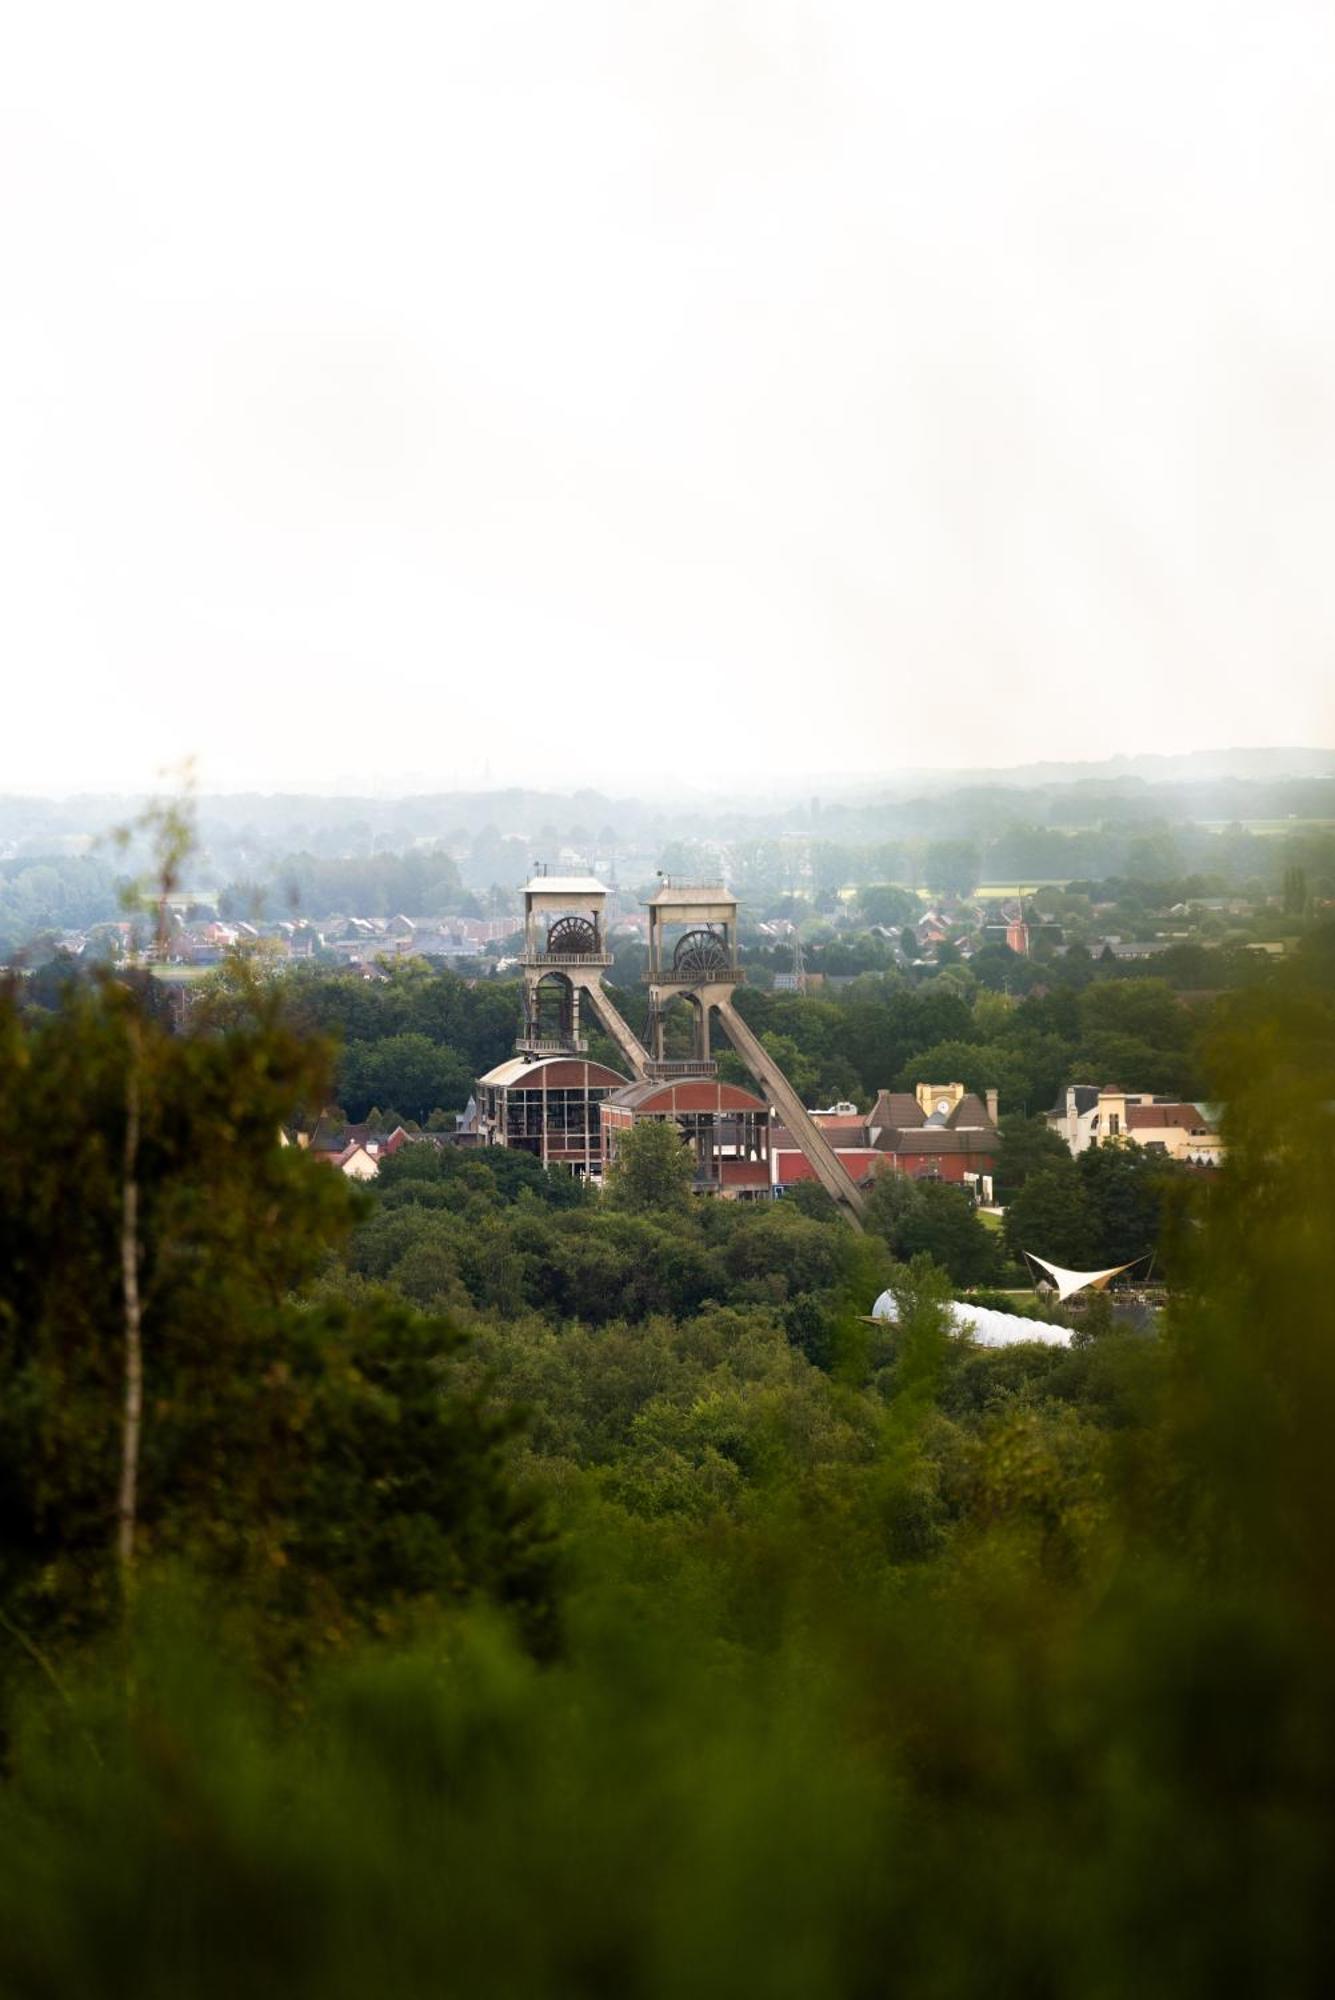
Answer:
[{"left": 473, "top": 872, "right": 867, "bottom": 1227}]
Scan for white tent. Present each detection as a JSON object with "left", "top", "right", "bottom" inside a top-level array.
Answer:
[
  {"left": 1023, "top": 1253, "right": 1137, "bottom": 1303},
  {"left": 870, "top": 1290, "right": 1071, "bottom": 1349}
]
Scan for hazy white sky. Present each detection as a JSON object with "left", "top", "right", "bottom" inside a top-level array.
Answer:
[{"left": 3, "top": 0, "right": 1334, "bottom": 794}]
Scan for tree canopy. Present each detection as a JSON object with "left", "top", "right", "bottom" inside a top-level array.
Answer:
[
  {"left": 0, "top": 971, "right": 550, "bottom": 1657},
  {"left": 602, "top": 1117, "right": 697, "bottom": 1215}
]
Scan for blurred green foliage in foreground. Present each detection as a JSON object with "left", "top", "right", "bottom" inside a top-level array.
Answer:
[{"left": 0, "top": 933, "right": 1333, "bottom": 1996}]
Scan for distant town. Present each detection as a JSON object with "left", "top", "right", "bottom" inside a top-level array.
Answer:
[{"left": 5, "top": 754, "right": 1329, "bottom": 1293}]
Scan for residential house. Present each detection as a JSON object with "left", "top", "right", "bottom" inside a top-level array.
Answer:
[
  {"left": 866, "top": 1082, "right": 1000, "bottom": 1200},
  {"left": 304, "top": 1118, "right": 413, "bottom": 1179},
  {"left": 1124, "top": 1101, "right": 1225, "bottom": 1165},
  {"left": 1047, "top": 1084, "right": 1104, "bottom": 1153},
  {"left": 772, "top": 1084, "right": 1001, "bottom": 1203},
  {"left": 1047, "top": 1085, "right": 1223, "bottom": 1164}
]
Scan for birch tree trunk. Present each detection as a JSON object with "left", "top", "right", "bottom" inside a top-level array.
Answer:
[{"left": 117, "top": 1015, "right": 144, "bottom": 1577}]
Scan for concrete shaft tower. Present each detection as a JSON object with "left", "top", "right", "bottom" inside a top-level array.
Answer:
[
  {"left": 645, "top": 883, "right": 866, "bottom": 1224},
  {"left": 519, "top": 873, "right": 650, "bottom": 1080},
  {"left": 644, "top": 883, "right": 739, "bottom": 1067}
]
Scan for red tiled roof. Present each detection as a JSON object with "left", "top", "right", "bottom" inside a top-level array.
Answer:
[
  {"left": 951, "top": 1093, "right": 993, "bottom": 1128},
  {"left": 870, "top": 1088, "right": 999, "bottom": 1143},
  {"left": 1127, "top": 1103, "right": 1208, "bottom": 1130},
  {"left": 604, "top": 1079, "right": 768, "bottom": 1115},
  {"left": 871, "top": 1091, "right": 925, "bottom": 1129}
]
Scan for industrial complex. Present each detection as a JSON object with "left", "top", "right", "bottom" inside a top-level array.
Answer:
[{"left": 473, "top": 873, "right": 870, "bottom": 1224}]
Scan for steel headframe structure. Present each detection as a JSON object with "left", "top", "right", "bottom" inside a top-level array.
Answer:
[{"left": 516, "top": 874, "right": 867, "bottom": 1226}]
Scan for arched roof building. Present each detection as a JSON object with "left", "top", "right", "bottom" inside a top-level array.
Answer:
[
  {"left": 475, "top": 1053, "right": 630, "bottom": 1175},
  {"left": 600, "top": 1076, "right": 771, "bottom": 1198}
]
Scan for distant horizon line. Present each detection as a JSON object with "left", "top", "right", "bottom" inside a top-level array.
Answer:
[{"left": 3, "top": 743, "right": 1334, "bottom": 805}]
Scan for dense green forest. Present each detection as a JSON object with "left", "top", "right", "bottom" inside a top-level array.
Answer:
[
  {"left": 0, "top": 922, "right": 1333, "bottom": 1991},
  {"left": 280, "top": 954, "right": 1215, "bottom": 1123}
]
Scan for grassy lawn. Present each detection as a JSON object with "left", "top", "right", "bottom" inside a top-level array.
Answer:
[
  {"left": 975, "top": 882, "right": 1072, "bottom": 897},
  {"left": 1195, "top": 818, "right": 1335, "bottom": 835}
]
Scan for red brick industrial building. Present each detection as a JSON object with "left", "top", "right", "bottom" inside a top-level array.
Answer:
[
  {"left": 601, "top": 1076, "right": 771, "bottom": 1197},
  {"left": 475, "top": 1053, "right": 630, "bottom": 1175}
]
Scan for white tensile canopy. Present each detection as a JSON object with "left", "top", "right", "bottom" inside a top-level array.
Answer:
[
  {"left": 1024, "top": 1253, "right": 1137, "bottom": 1303},
  {"left": 870, "top": 1290, "right": 1071, "bottom": 1349}
]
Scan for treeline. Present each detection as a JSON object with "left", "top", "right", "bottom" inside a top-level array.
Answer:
[
  {"left": 218, "top": 846, "right": 466, "bottom": 920},
  {"left": 345, "top": 1142, "right": 877, "bottom": 1323},
  {"left": 265, "top": 960, "right": 1216, "bottom": 1124},
  {"left": 712, "top": 973, "right": 1209, "bottom": 1113},
  {"left": 0, "top": 853, "right": 122, "bottom": 959},
  {"left": 13, "top": 938, "right": 1242, "bottom": 1133},
  {"left": 339, "top": 1123, "right": 1180, "bottom": 1305},
  {"left": 8, "top": 815, "right": 1333, "bottom": 961},
  {"left": 281, "top": 961, "right": 521, "bottom": 1118},
  {"left": 194, "top": 820, "right": 1335, "bottom": 921},
  {"left": 0, "top": 972, "right": 553, "bottom": 1667},
  {"left": 674, "top": 822, "right": 1335, "bottom": 900}
]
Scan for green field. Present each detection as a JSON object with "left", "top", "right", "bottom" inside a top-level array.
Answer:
[
  {"left": 1195, "top": 819, "right": 1335, "bottom": 835},
  {"left": 975, "top": 882, "right": 1072, "bottom": 898}
]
